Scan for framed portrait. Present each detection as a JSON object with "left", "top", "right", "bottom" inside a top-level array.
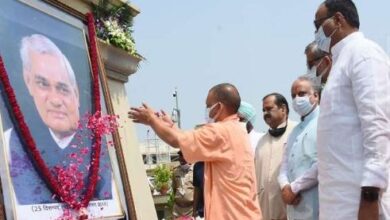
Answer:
[{"left": 0, "top": 0, "right": 134, "bottom": 219}]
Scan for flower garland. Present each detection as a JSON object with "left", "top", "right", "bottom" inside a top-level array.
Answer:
[{"left": 0, "top": 12, "right": 103, "bottom": 219}]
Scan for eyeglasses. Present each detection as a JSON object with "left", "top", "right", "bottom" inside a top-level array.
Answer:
[
  {"left": 314, "top": 15, "right": 333, "bottom": 30},
  {"left": 307, "top": 56, "right": 325, "bottom": 68}
]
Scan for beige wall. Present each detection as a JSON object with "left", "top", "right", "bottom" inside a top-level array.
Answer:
[{"left": 107, "top": 79, "right": 158, "bottom": 220}]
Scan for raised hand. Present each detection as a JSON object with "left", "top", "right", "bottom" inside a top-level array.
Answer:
[
  {"left": 160, "top": 110, "right": 174, "bottom": 127},
  {"left": 128, "top": 103, "right": 156, "bottom": 125}
]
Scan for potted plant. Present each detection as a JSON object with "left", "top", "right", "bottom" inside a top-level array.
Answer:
[
  {"left": 153, "top": 164, "right": 172, "bottom": 195},
  {"left": 92, "top": 0, "right": 142, "bottom": 81},
  {"left": 92, "top": 0, "right": 141, "bottom": 58}
]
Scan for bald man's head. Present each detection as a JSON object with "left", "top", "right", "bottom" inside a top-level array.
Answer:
[{"left": 208, "top": 83, "right": 241, "bottom": 114}]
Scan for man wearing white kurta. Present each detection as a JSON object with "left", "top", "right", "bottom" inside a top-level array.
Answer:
[
  {"left": 278, "top": 76, "right": 320, "bottom": 220},
  {"left": 255, "top": 93, "right": 297, "bottom": 220},
  {"left": 314, "top": 1, "right": 390, "bottom": 219}
]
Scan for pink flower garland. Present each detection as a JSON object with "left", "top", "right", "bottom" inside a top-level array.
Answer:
[{"left": 0, "top": 12, "right": 104, "bottom": 218}]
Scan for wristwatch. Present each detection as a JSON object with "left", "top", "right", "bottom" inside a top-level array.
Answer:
[{"left": 361, "top": 187, "right": 379, "bottom": 202}]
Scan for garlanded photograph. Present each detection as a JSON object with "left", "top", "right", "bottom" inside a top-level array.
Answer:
[{"left": 0, "top": 0, "right": 126, "bottom": 219}]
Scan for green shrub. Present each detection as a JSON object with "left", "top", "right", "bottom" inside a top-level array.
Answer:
[
  {"left": 153, "top": 164, "right": 172, "bottom": 190},
  {"left": 92, "top": 0, "right": 141, "bottom": 58}
]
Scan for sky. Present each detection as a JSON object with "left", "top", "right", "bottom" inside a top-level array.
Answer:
[{"left": 126, "top": 0, "right": 390, "bottom": 142}]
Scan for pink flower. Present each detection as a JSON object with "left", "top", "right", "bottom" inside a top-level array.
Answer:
[
  {"left": 78, "top": 159, "right": 84, "bottom": 165},
  {"left": 86, "top": 112, "right": 119, "bottom": 137},
  {"left": 56, "top": 208, "right": 74, "bottom": 220},
  {"left": 0, "top": 14, "right": 106, "bottom": 215}
]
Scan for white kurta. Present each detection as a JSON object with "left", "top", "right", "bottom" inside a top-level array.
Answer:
[
  {"left": 249, "top": 130, "right": 264, "bottom": 155},
  {"left": 317, "top": 32, "right": 390, "bottom": 220},
  {"left": 255, "top": 120, "right": 297, "bottom": 220}
]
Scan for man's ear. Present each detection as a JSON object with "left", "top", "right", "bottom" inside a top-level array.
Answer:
[
  {"left": 74, "top": 88, "right": 80, "bottom": 108},
  {"left": 319, "top": 56, "right": 332, "bottom": 71},
  {"left": 313, "top": 91, "right": 319, "bottom": 99},
  {"left": 280, "top": 104, "right": 286, "bottom": 113},
  {"left": 23, "top": 71, "right": 33, "bottom": 96},
  {"left": 313, "top": 91, "right": 321, "bottom": 104},
  {"left": 324, "top": 55, "right": 332, "bottom": 66},
  {"left": 334, "top": 12, "right": 344, "bottom": 26}
]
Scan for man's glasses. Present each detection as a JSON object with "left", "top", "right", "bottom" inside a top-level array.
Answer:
[
  {"left": 307, "top": 56, "right": 325, "bottom": 68},
  {"left": 314, "top": 15, "right": 333, "bottom": 30}
]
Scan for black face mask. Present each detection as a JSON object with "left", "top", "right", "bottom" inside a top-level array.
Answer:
[{"left": 268, "top": 122, "right": 287, "bottom": 137}]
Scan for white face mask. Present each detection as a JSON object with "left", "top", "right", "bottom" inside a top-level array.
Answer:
[
  {"left": 314, "top": 23, "right": 338, "bottom": 53},
  {"left": 307, "top": 65, "right": 321, "bottom": 87},
  {"left": 292, "top": 96, "right": 314, "bottom": 117},
  {"left": 205, "top": 102, "right": 219, "bottom": 123},
  {"left": 307, "top": 58, "right": 328, "bottom": 87},
  {"left": 315, "top": 26, "right": 331, "bottom": 53}
]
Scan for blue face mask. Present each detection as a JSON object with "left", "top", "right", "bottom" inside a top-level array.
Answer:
[
  {"left": 293, "top": 96, "right": 314, "bottom": 117},
  {"left": 314, "top": 19, "right": 338, "bottom": 53}
]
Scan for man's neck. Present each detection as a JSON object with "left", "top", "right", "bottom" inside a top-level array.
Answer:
[
  {"left": 302, "top": 104, "right": 318, "bottom": 120},
  {"left": 331, "top": 28, "right": 359, "bottom": 51},
  {"left": 49, "top": 129, "right": 76, "bottom": 149},
  {"left": 271, "top": 118, "right": 287, "bottom": 130},
  {"left": 53, "top": 132, "right": 73, "bottom": 140}
]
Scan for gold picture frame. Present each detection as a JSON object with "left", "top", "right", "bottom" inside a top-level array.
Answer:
[{"left": 0, "top": 0, "right": 136, "bottom": 219}]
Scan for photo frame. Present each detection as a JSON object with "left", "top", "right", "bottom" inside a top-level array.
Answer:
[{"left": 0, "top": 0, "right": 136, "bottom": 219}]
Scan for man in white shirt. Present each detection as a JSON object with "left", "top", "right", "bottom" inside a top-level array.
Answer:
[
  {"left": 278, "top": 75, "right": 320, "bottom": 220},
  {"left": 313, "top": 0, "right": 390, "bottom": 219},
  {"left": 238, "top": 101, "right": 264, "bottom": 155},
  {"left": 255, "top": 93, "right": 297, "bottom": 220}
]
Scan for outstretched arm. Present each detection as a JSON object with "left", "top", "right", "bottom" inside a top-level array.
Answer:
[{"left": 128, "top": 103, "right": 184, "bottom": 148}]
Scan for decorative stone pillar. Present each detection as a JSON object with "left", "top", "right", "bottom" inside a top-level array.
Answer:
[{"left": 98, "top": 41, "right": 158, "bottom": 220}]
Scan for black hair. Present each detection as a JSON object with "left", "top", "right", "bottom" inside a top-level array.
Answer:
[
  {"left": 324, "top": 0, "right": 359, "bottom": 28},
  {"left": 209, "top": 83, "right": 241, "bottom": 113},
  {"left": 262, "top": 93, "right": 289, "bottom": 115}
]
